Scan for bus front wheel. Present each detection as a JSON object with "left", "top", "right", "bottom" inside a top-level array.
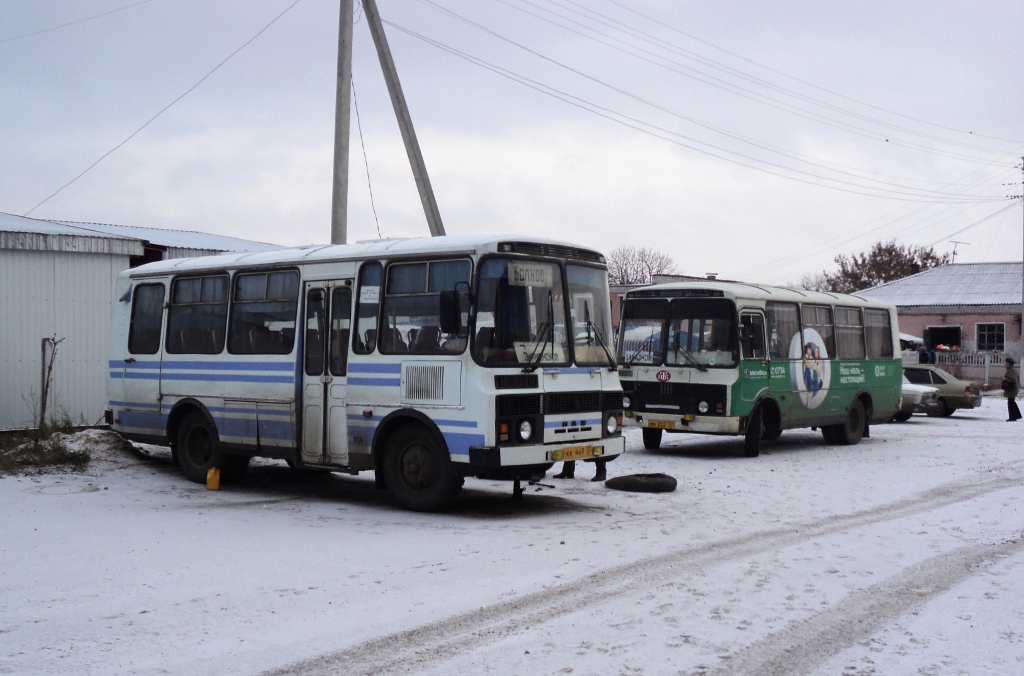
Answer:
[
  {"left": 743, "top": 407, "right": 762, "bottom": 457},
  {"left": 384, "top": 426, "right": 459, "bottom": 512},
  {"left": 642, "top": 428, "right": 662, "bottom": 450}
]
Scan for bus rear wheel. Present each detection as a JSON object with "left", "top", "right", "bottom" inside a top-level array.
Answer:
[
  {"left": 642, "top": 428, "right": 662, "bottom": 450},
  {"left": 832, "top": 400, "right": 866, "bottom": 445},
  {"left": 743, "top": 406, "right": 762, "bottom": 457},
  {"left": 384, "top": 426, "right": 459, "bottom": 512},
  {"left": 176, "top": 411, "right": 249, "bottom": 484}
]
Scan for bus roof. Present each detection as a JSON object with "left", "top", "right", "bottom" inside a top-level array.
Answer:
[
  {"left": 123, "top": 234, "right": 606, "bottom": 278},
  {"left": 624, "top": 280, "right": 895, "bottom": 310}
]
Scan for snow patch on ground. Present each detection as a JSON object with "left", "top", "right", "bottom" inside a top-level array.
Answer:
[{"left": 2, "top": 401, "right": 1023, "bottom": 675}]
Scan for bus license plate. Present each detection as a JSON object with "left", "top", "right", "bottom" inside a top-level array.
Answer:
[
  {"left": 647, "top": 420, "right": 675, "bottom": 430},
  {"left": 561, "top": 445, "right": 595, "bottom": 460}
]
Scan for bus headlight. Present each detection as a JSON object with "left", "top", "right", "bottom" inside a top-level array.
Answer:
[
  {"left": 622, "top": 395, "right": 631, "bottom": 409},
  {"left": 698, "top": 401, "right": 709, "bottom": 414},
  {"left": 606, "top": 414, "right": 618, "bottom": 435},
  {"left": 518, "top": 420, "right": 533, "bottom": 441}
]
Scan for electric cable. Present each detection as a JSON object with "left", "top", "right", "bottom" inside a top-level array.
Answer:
[
  {"left": 383, "top": 19, "right": 1005, "bottom": 203},
  {"left": 0, "top": 0, "right": 160, "bottom": 45},
  {"left": 23, "top": 0, "right": 305, "bottom": 216},
  {"left": 352, "top": 76, "right": 382, "bottom": 239}
]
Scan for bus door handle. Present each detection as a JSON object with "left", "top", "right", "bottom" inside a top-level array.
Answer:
[
  {"left": 321, "top": 375, "right": 333, "bottom": 385},
  {"left": 124, "top": 358, "right": 136, "bottom": 364}
]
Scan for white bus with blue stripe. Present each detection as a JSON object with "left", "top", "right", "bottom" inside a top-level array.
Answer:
[{"left": 107, "top": 235, "right": 625, "bottom": 511}]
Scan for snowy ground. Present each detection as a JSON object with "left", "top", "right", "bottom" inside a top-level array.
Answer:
[{"left": 2, "top": 399, "right": 1023, "bottom": 675}]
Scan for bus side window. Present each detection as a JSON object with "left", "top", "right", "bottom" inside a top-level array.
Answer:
[
  {"left": 166, "top": 275, "right": 229, "bottom": 354},
  {"left": 354, "top": 262, "right": 382, "bottom": 354},
  {"left": 740, "top": 314, "right": 766, "bottom": 360},
  {"left": 228, "top": 270, "right": 299, "bottom": 355},
  {"left": 765, "top": 302, "right": 800, "bottom": 359},
  {"left": 128, "top": 283, "right": 165, "bottom": 354},
  {"left": 864, "top": 309, "right": 894, "bottom": 359},
  {"left": 835, "top": 307, "right": 866, "bottom": 359}
]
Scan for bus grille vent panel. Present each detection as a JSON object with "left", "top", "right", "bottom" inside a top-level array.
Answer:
[
  {"left": 546, "top": 391, "right": 601, "bottom": 414},
  {"left": 405, "top": 365, "right": 444, "bottom": 401}
]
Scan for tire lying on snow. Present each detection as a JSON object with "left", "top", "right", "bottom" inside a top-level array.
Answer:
[{"left": 604, "top": 473, "right": 677, "bottom": 493}]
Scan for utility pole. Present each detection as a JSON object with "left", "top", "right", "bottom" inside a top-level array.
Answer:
[
  {"left": 361, "top": 0, "right": 446, "bottom": 236},
  {"left": 950, "top": 240, "right": 968, "bottom": 263},
  {"left": 330, "top": 0, "right": 354, "bottom": 245}
]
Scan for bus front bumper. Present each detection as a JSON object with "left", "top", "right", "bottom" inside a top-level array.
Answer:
[
  {"left": 466, "top": 435, "right": 625, "bottom": 468},
  {"left": 623, "top": 411, "right": 741, "bottom": 435}
]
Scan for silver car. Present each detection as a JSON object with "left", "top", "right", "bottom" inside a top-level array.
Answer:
[{"left": 893, "top": 375, "right": 939, "bottom": 422}]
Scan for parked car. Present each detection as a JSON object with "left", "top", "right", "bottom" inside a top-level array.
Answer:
[
  {"left": 893, "top": 375, "right": 939, "bottom": 422},
  {"left": 902, "top": 365, "right": 982, "bottom": 417}
]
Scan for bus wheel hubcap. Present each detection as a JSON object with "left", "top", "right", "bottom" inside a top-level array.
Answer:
[{"left": 400, "top": 445, "right": 436, "bottom": 490}]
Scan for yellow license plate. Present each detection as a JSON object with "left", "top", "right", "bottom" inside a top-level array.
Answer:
[
  {"left": 560, "top": 445, "right": 595, "bottom": 460},
  {"left": 647, "top": 419, "right": 676, "bottom": 430}
]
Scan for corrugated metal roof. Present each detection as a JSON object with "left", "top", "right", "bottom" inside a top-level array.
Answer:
[
  {"left": 1, "top": 212, "right": 144, "bottom": 256},
  {"left": 46, "top": 219, "right": 282, "bottom": 253},
  {"left": 855, "top": 262, "right": 1023, "bottom": 307}
]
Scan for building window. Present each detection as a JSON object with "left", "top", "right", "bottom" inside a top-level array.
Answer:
[
  {"left": 976, "top": 323, "right": 1005, "bottom": 351},
  {"left": 166, "top": 275, "right": 229, "bottom": 354},
  {"left": 228, "top": 270, "right": 299, "bottom": 354}
]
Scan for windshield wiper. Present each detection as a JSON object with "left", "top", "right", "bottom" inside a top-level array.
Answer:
[
  {"left": 623, "top": 326, "right": 657, "bottom": 366},
  {"left": 522, "top": 291, "right": 555, "bottom": 373},
  {"left": 583, "top": 301, "right": 616, "bottom": 370},
  {"left": 671, "top": 330, "right": 708, "bottom": 372}
]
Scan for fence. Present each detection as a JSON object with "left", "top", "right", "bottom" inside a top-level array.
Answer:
[{"left": 931, "top": 350, "right": 1008, "bottom": 387}]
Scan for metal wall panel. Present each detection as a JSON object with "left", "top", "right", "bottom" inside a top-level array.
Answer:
[{"left": 0, "top": 249, "right": 128, "bottom": 430}]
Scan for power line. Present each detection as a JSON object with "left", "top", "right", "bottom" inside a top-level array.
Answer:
[
  {"left": 23, "top": 0, "right": 304, "bottom": 216},
  {"left": 0, "top": 0, "right": 161, "bottom": 45},
  {"left": 599, "top": 0, "right": 1023, "bottom": 146},
  {"left": 417, "top": 0, "right": 1011, "bottom": 196},
  {"left": 383, "top": 19, "right": 1006, "bottom": 203},
  {"left": 491, "top": 0, "right": 1015, "bottom": 163},
  {"left": 352, "top": 77, "right": 382, "bottom": 239}
]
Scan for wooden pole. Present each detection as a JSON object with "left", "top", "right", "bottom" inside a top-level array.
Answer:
[
  {"left": 330, "top": 0, "right": 354, "bottom": 245},
  {"left": 361, "top": 0, "right": 446, "bottom": 236}
]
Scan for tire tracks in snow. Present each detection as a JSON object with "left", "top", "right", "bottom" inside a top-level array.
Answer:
[
  {"left": 713, "top": 535, "right": 1024, "bottom": 676},
  {"left": 265, "top": 468, "right": 1024, "bottom": 676}
]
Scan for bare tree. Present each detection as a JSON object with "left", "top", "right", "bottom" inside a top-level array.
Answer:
[{"left": 607, "top": 246, "right": 678, "bottom": 285}]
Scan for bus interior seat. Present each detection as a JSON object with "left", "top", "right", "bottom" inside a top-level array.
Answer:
[
  {"left": 249, "top": 326, "right": 275, "bottom": 352},
  {"left": 381, "top": 328, "right": 408, "bottom": 353},
  {"left": 411, "top": 326, "right": 441, "bottom": 353}
]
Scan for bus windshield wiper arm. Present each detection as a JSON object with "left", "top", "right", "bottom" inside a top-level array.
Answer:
[
  {"left": 522, "top": 291, "right": 555, "bottom": 373},
  {"left": 623, "top": 326, "right": 657, "bottom": 366},
  {"left": 672, "top": 334, "right": 708, "bottom": 372},
  {"left": 583, "top": 301, "right": 616, "bottom": 370}
]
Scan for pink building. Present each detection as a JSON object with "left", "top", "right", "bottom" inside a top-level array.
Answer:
[{"left": 856, "top": 262, "right": 1022, "bottom": 383}]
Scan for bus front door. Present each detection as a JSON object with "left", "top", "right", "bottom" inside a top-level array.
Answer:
[{"left": 300, "top": 281, "right": 353, "bottom": 466}]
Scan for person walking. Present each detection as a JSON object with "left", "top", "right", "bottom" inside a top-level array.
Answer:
[{"left": 1003, "top": 357, "right": 1021, "bottom": 422}]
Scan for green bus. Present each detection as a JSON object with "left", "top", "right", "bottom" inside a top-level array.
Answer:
[{"left": 616, "top": 281, "right": 901, "bottom": 456}]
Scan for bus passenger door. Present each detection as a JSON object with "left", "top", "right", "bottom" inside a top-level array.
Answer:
[
  {"left": 300, "top": 281, "right": 353, "bottom": 466},
  {"left": 738, "top": 312, "right": 770, "bottom": 405},
  {"left": 324, "top": 284, "right": 352, "bottom": 466},
  {"left": 301, "top": 284, "right": 329, "bottom": 464}
]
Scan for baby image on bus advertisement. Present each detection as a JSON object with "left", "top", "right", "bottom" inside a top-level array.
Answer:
[{"left": 790, "top": 329, "right": 831, "bottom": 409}]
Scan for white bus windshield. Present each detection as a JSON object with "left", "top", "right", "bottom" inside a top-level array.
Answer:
[
  {"left": 473, "top": 258, "right": 569, "bottom": 367},
  {"left": 617, "top": 299, "right": 666, "bottom": 366},
  {"left": 567, "top": 264, "right": 615, "bottom": 367}
]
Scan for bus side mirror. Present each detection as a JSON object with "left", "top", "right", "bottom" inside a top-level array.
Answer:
[{"left": 440, "top": 290, "right": 461, "bottom": 334}]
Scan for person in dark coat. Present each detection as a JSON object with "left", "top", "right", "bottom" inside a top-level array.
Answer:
[{"left": 1003, "top": 357, "right": 1021, "bottom": 422}]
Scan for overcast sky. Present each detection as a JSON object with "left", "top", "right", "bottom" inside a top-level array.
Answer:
[{"left": 1, "top": 0, "right": 1021, "bottom": 284}]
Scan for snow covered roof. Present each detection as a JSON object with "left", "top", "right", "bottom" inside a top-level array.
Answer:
[
  {"left": 855, "top": 263, "right": 1023, "bottom": 307},
  {"left": 0, "top": 212, "right": 282, "bottom": 259},
  {"left": 126, "top": 234, "right": 607, "bottom": 277},
  {"left": 46, "top": 219, "right": 281, "bottom": 256},
  {"left": 1, "top": 212, "right": 143, "bottom": 256}
]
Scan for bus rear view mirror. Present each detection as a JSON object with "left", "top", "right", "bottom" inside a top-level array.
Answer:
[{"left": 439, "top": 289, "right": 461, "bottom": 335}]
